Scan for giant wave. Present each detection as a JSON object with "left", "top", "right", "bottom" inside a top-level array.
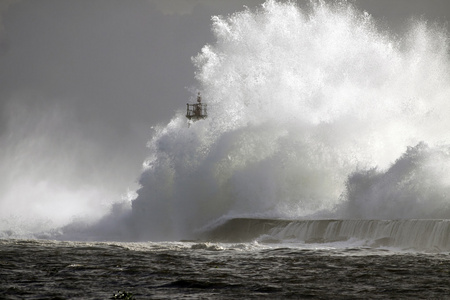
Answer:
[{"left": 126, "top": 0, "right": 450, "bottom": 242}]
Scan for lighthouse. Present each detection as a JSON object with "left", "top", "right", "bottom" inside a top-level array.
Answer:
[{"left": 186, "top": 92, "right": 207, "bottom": 121}]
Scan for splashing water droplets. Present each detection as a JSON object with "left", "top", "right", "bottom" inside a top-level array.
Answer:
[{"left": 131, "top": 1, "right": 450, "bottom": 240}]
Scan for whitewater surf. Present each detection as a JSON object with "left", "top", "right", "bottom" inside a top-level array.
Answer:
[{"left": 124, "top": 0, "right": 450, "bottom": 243}]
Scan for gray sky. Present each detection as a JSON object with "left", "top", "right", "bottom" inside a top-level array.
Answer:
[{"left": 0, "top": 0, "right": 449, "bottom": 203}]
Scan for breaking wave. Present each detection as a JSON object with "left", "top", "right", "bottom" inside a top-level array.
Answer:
[{"left": 126, "top": 0, "right": 450, "bottom": 241}]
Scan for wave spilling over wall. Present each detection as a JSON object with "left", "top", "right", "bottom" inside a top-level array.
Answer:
[{"left": 203, "top": 218, "right": 450, "bottom": 251}]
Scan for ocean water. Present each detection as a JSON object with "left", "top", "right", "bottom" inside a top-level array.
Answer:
[
  {"left": 2, "top": 218, "right": 450, "bottom": 299},
  {"left": 1, "top": 238, "right": 450, "bottom": 299},
  {"left": 2, "top": 1, "right": 450, "bottom": 298},
  {"left": 3, "top": 236, "right": 449, "bottom": 300}
]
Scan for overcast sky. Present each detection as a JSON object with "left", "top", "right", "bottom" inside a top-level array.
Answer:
[{"left": 1, "top": 0, "right": 449, "bottom": 202}]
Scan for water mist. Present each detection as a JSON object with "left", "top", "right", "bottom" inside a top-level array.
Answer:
[{"left": 0, "top": 97, "right": 128, "bottom": 238}]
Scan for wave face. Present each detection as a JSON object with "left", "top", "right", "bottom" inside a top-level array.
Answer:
[
  {"left": 204, "top": 218, "right": 450, "bottom": 251},
  {"left": 130, "top": 0, "right": 450, "bottom": 241}
]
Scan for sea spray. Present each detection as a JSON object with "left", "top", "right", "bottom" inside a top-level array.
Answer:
[
  {"left": 0, "top": 101, "right": 120, "bottom": 238},
  {"left": 339, "top": 142, "right": 450, "bottom": 219},
  {"left": 129, "top": 0, "right": 450, "bottom": 240}
]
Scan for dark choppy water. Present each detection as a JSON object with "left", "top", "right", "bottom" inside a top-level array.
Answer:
[{"left": 1, "top": 239, "right": 449, "bottom": 299}]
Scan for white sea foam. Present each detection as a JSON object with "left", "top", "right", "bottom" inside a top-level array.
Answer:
[{"left": 128, "top": 0, "right": 450, "bottom": 241}]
